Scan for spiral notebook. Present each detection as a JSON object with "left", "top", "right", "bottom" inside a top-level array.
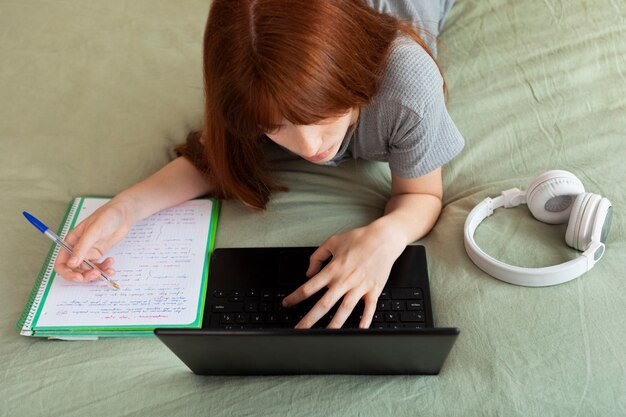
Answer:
[{"left": 17, "top": 197, "right": 220, "bottom": 339}]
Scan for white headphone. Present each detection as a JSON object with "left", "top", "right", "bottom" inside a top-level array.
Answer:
[{"left": 463, "top": 170, "right": 613, "bottom": 287}]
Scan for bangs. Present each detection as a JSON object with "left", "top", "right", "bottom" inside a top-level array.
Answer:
[
  {"left": 205, "top": 0, "right": 402, "bottom": 141},
  {"left": 219, "top": 75, "right": 349, "bottom": 139}
]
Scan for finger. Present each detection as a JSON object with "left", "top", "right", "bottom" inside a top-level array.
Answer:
[
  {"left": 54, "top": 263, "right": 89, "bottom": 282},
  {"left": 99, "top": 257, "right": 115, "bottom": 269},
  {"left": 55, "top": 222, "right": 108, "bottom": 282},
  {"left": 83, "top": 268, "right": 103, "bottom": 282},
  {"left": 100, "top": 257, "right": 116, "bottom": 277},
  {"left": 359, "top": 293, "right": 379, "bottom": 329},
  {"left": 63, "top": 222, "right": 85, "bottom": 246},
  {"left": 67, "top": 224, "right": 103, "bottom": 268},
  {"left": 306, "top": 244, "right": 333, "bottom": 278},
  {"left": 282, "top": 272, "right": 329, "bottom": 308},
  {"left": 54, "top": 223, "right": 85, "bottom": 270},
  {"left": 327, "top": 290, "right": 363, "bottom": 329},
  {"left": 295, "top": 287, "right": 345, "bottom": 329},
  {"left": 54, "top": 246, "right": 71, "bottom": 269},
  {"left": 83, "top": 258, "right": 117, "bottom": 282},
  {"left": 54, "top": 252, "right": 77, "bottom": 280},
  {"left": 67, "top": 255, "right": 113, "bottom": 282}
]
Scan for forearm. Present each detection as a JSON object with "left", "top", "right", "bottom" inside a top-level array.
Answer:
[
  {"left": 111, "top": 157, "right": 213, "bottom": 223},
  {"left": 371, "top": 193, "right": 443, "bottom": 246}
]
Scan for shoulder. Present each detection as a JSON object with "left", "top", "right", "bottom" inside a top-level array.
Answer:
[
  {"left": 356, "top": 36, "right": 444, "bottom": 149},
  {"left": 374, "top": 35, "right": 444, "bottom": 117}
]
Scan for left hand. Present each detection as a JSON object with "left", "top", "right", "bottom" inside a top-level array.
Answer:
[{"left": 282, "top": 220, "right": 407, "bottom": 329}]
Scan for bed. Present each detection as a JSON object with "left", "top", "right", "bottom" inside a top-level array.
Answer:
[{"left": 1, "top": 0, "right": 624, "bottom": 416}]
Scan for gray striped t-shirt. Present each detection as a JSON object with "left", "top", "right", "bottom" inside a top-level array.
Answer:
[{"left": 325, "top": 35, "right": 464, "bottom": 178}]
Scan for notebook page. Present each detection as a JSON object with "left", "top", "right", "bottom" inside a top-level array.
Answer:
[{"left": 34, "top": 198, "right": 215, "bottom": 329}]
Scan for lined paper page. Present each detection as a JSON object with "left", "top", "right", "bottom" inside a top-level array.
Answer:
[{"left": 34, "top": 198, "right": 215, "bottom": 328}]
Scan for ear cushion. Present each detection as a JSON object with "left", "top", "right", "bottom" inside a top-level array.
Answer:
[
  {"left": 592, "top": 198, "right": 613, "bottom": 244},
  {"left": 565, "top": 193, "right": 591, "bottom": 250},
  {"left": 526, "top": 170, "right": 585, "bottom": 224},
  {"left": 566, "top": 193, "right": 602, "bottom": 251}
]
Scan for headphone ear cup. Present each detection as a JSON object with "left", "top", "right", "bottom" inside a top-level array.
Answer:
[
  {"left": 565, "top": 193, "right": 602, "bottom": 251},
  {"left": 526, "top": 170, "right": 585, "bottom": 224},
  {"left": 565, "top": 193, "right": 589, "bottom": 250}
]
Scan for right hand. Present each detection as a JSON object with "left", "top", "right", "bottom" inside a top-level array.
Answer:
[{"left": 54, "top": 200, "right": 134, "bottom": 282}]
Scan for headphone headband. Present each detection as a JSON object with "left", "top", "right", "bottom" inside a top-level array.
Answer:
[{"left": 463, "top": 190, "right": 606, "bottom": 287}]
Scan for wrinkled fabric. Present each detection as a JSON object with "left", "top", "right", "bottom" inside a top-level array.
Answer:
[{"left": 1, "top": 1, "right": 625, "bottom": 416}]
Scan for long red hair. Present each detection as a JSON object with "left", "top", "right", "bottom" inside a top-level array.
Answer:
[{"left": 189, "top": 0, "right": 445, "bottom": 209}]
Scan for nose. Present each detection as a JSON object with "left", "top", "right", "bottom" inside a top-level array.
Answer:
[{"left": 292, "top": 125, "right": 322, "bottom": 157}]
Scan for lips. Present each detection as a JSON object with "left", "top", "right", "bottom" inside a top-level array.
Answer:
[{"left": 304, "top": 147, "right": 333, "bottom": 163}]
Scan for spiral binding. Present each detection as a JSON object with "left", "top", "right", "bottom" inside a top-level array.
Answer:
[{"left": 16, "top": 199, "right": 80, "bottom": 335}]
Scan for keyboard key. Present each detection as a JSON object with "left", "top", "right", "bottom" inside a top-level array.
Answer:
[
  {"left": 391, "top": 301, "right": 404, "bottom": 311},
  {"left": 384, "top": 312, "right": 398, "bottom": 322},
  {"left": 220, "top": 314, "right": 234, "bottom": 324},
  {"left": 390, "top": 288, "right": 422, "bottom": 300},
  {"left": 407, "top": 301, "right": 424, "bottom": 310},
  {"left": 212, "top": 303, "right": 244, "bottom": 313},
  {"left": 403, "top": 323, "right": 425, "bottom": 329},
  {"left": 244, "top": 302, "right": 258, "bottom": 312},
  {"left": 377, "top": 301, "right": 390, "bottom": 311},
  {"left": 280, "top": 313, "right": 294, "bottom": 324},
  {"left": 400, "top": 312, "right": 425, "bottom": 322}
]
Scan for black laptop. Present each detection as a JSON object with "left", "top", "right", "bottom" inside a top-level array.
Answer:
[{"left": 155, "top": 245, "right": 459, "bottom": 375}]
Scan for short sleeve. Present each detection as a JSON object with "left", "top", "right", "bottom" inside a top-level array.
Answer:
[
  {"left": 364, "top": 0, "right": 446, "bottom": 54},
  {"left": 387, "top": 89, "right": 464, "bottom": 178}
]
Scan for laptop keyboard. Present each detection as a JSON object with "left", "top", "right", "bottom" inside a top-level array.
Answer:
[{"left": 209, "top": 287, "right": 427, "bottom": 329}]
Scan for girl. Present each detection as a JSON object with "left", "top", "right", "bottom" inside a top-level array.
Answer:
[{"left": 54, "top": 0, "right": 464, "bottom": 329}]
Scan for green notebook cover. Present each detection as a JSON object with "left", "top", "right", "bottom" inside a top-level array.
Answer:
[{"left": 16, "top": 197, "right": 220, "bottom": 339}]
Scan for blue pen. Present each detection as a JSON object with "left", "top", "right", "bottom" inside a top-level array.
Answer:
[{"left": 23, "top": 211, "right": 120, "bottom": 290}]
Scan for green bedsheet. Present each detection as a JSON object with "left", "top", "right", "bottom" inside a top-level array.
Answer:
[{"left": 1, "top": 0, "right": 624, "bottom": 416}]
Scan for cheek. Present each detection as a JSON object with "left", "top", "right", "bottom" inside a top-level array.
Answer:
[
  {"left": 265, "top": 132, "right": 286, "bottom": 146},
  {"left": 265, "top": 131, "right": 296, "bottom": 152},
  {"left": 324, "top": 123, "right": 347, "bottom": 145}
]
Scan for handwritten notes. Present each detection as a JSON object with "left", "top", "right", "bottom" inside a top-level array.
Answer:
[{"left": 34, "top": 198, "right": 215, "bottom": 329}]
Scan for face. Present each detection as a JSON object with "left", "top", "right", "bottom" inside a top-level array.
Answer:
[{"left": 264, "top": 108, "right": 359, "bottom": 164}]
